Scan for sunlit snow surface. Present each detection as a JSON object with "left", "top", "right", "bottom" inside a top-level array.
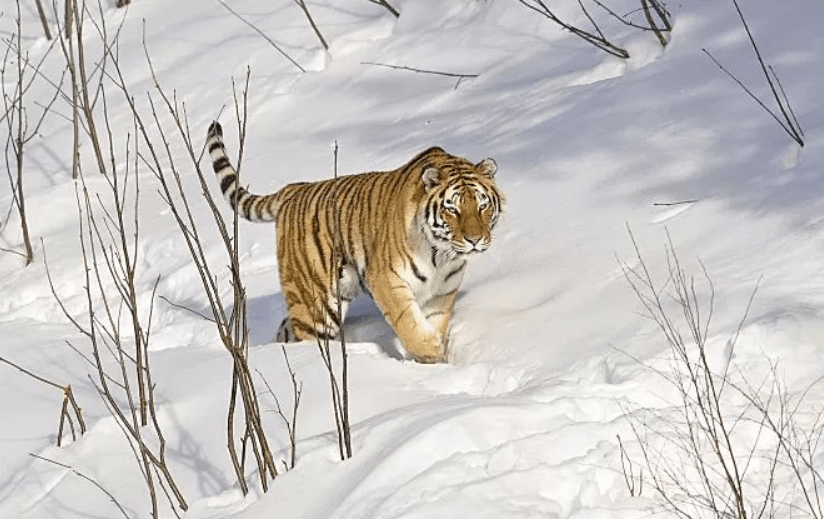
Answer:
[{"left": 1, "top": 0, "right": 824, "bottom": 517}]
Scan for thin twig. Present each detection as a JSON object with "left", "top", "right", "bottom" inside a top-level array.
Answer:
[
  {"left": 729, "top": 0, "right": 802, "bottom": 146},
  {"left": 703, "top": 0, "right": 803, "bottom": 147},
  {"left": 362, "top": 60, "right": 477, "bottom": 79},
  {"left": 516, "top": 0, "right": 629, "bottom": 59},
  {"left": 364, "top": 0, "right": 399, "bottom": 17},
  {"left": 703, "top": 49, "right": 801, "bottom": 146},
  {"left": 212, "top": 0, "right": 306, "bottom": 73},
  {"left": 361, "top": 60, "right": 477, "bottom": 89},
  {"left": 159, "top": 295, "right": 216, "bottom": 322},
  {"left": 30, "top": 454, "right": 129, "bottom": 519},
  {"left": 653, "top": 200, "right": 698, "bottom": 207},
  {"left": 294, "top": 0, "right": 328, "bottom": 51}
]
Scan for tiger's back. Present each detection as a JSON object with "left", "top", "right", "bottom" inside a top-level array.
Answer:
[{"left": 207, "top": 121, "right": 504, "bottom": 363}]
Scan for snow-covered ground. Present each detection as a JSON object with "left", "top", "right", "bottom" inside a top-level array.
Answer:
[{"left": 1, "top": 0, "right": 824, "bottom": 517}]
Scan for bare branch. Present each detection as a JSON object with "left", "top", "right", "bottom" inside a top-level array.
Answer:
[
  {"left": 516, "top": 0, "right": 629, "bottom": 59},
  {"left": 364, "top": 0, "right": 399, "bottom": 18},
  {"left": 211, "top": 0, "right": 306, "bottom": 73},
  {"left": 294, "top": 0, "right": 329, "bottom": 51},
  {"left": 30, "top": 454, "right": 129, "bottom": 518}
]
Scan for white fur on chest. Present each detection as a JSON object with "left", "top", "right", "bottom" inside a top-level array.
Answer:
[{"left": 407, "top": 247, "right": 466, "bottom": 307}]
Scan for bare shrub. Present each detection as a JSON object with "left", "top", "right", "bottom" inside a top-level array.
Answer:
[
  {"left": 619, "top": 229, "right": 823, "bottom": 518},
  {"left": 258, "top": 346, "right": 303, "bottom": 470},
  {"left": 1, "top": 0, "right": 63, "bottom": 265},
  {"left": 41, "top": 4, "right": 189, "bottom": 516},
  {"left": 114, "top": 55, "right": 280, "bottom": 493}
]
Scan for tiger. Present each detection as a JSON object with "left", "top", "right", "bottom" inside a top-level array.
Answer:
[{"left": 206, "top": 121, "right": 504, "bottom": 363}]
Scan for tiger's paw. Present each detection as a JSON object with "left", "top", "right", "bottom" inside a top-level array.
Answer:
[
  {"left": 407, "top": 331, "right": 446, "bottom": 364},
  {"left": 413, "top": 351, "right": 446, "bottom": 364}
]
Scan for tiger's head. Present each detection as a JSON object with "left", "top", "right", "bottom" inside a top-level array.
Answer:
[{"left": 420, "top": 155, "right": 504, "bottom": 256}]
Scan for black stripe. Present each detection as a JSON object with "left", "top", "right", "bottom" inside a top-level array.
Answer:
[
  {"left": 444, "top": 263, "right": 465, "bottom": 283},
  {"left": 292, "top": 318, "right": 336, "bottom": 342},
  {"left": 241, "top": 194, "right": 255, "bottom": 219},
  {"left": 213, "top": 157, "right": 231, "bottom": 173},
  {"left": 315, "top": 329, "right": 336, "bottom": 342},
  {"left": 410, "top": 261, "right": 427, "bottom": 283},
  {"left": 431, "top": 247, "right": 438, "bottom": 267},
  {"left": 220, "top": 175, "right": 234, "bottom": 194},
  {"left": 424, "top": 288, "right": 458, "bottom": 308},
  {"left": 312, "top": 216, "right": 328, "bottom": 271},
  {"left": 208, "top": 141, "right": 223, "bottom": 154}
]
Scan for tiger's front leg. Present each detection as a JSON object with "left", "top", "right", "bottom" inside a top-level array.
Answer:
[
  {"left": 368, "top": 272, "right": 445, "bottom": 363},
  {"left": 420, "top": 288, "right": 459, "bottom": 359}
]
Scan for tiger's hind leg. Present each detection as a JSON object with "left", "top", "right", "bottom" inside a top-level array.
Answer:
[{"left": 276, "top": 264, "right": 360, "bottom": 344}]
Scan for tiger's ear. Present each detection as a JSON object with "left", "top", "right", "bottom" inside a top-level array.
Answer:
[
  {"left": 422, "top": 167, "right": 441, "bottom": 190},
  {"left": 476, "top": 158, "right": 497, "bottom": 178}
]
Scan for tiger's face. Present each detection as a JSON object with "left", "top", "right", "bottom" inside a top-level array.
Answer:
[{"left": 421, "top": 158, "right": 504, "bottom": 256}]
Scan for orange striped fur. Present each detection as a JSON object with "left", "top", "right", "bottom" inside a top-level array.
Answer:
[{"left": 207, "top": 121, "right": 504, "bottom": 363}]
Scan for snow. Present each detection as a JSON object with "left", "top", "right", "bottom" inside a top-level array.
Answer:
[{"left": 2, "top": 0, "right": 824, "bottom": 517}]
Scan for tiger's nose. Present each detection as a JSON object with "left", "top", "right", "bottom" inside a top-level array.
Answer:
[{"left": 465, "top": 235, "right": 482, "bottom": 247}]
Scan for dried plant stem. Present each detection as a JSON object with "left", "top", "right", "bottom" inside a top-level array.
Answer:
[
  {"left": 125, "top": 37, "right": 278, "bottom": 491},
  {"left": 34, "top": 0, "right": 53, "bottom": 40},
  {"left": 641, "top": 0, "right": 671, "bottom": 46},
  {"left": 44, "top": 6, "right": 187, "bottom": 515},
  {"left": 30, "top": 454, "right": 129, "bottom": 519},
  {"left": 516, "top": 0, "right": 629, "bottom": 59},
  {"left": 257, "top": 346, "right": 303, "bottom": 470},
  {"left": 2, "top": 1, "right": 63, "bottom": 265},
  {"left": 294, "top": 0, "right": 328, "bottom": 51},
  {"left": 703, "top": 0, "right": 803, "bottom": 146},
  {"left": 0, "top": 354, "right": 86, "bottom": 446},
  {"left": 618, "top": 228, "right": 823, "bottom": 518},
  {"left": 314, "top": 141, "right": 352, "bottom": 461},
  {"left": 361, "top": 61, "right": 478, "bottom": 89},
  {"left": 212, "top": 0, "right": 306, "bottom": 73},
  {"left": 365, "top": 0, "right": 399, "bottom": 18},
  {"left": 591, "top": 0, "right": 671, "bottom": 46}
]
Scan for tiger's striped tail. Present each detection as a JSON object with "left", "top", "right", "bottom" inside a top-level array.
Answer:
[{"left": 207, "top": 121, "right": 281, "bottom": 222}]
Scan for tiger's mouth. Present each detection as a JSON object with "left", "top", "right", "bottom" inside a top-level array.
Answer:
[{"left": 453, "top": 240, "right": 490, "bottom": 255}]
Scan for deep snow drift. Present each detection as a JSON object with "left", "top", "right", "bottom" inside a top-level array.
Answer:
[{"left": 1, "top": 0, "right": 824, "bottom": 517}]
